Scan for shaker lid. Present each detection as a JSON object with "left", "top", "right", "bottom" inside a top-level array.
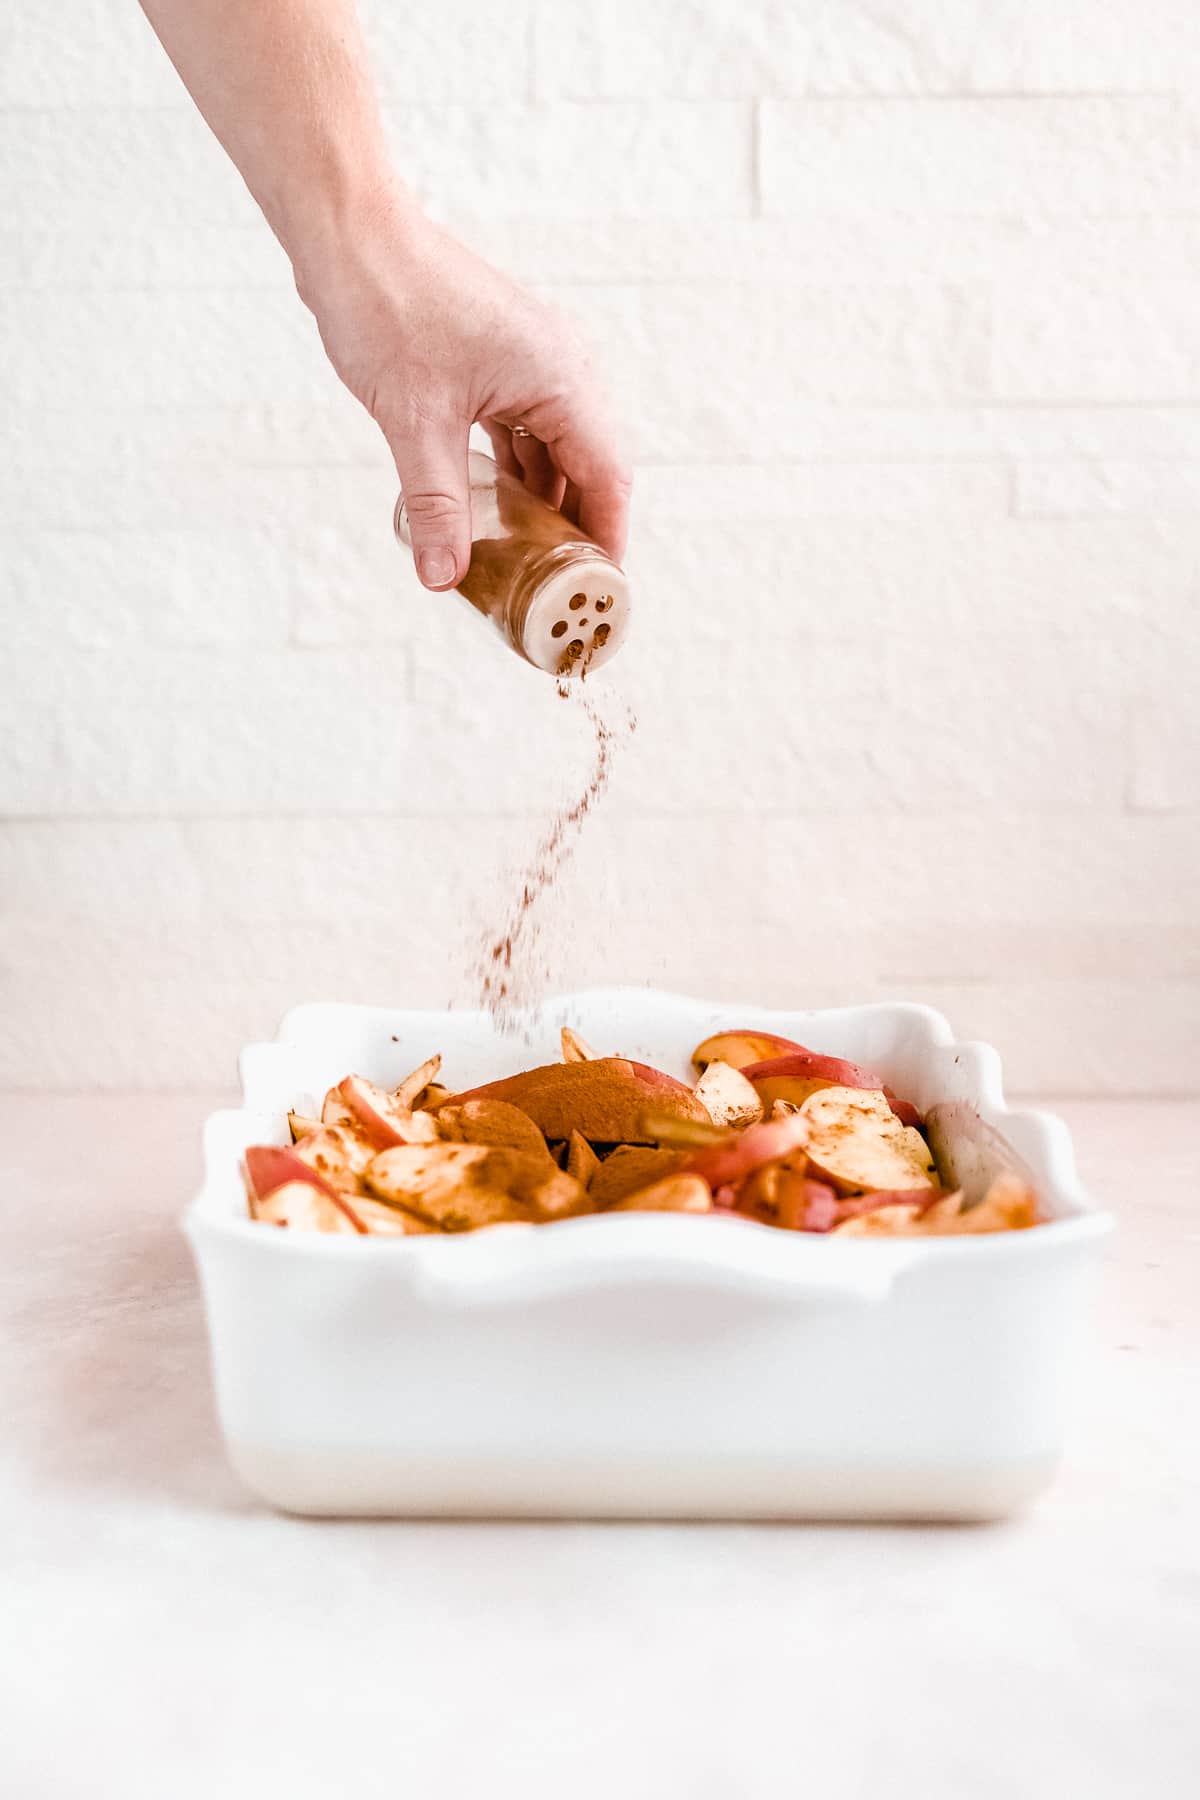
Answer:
[{"left": 518, "top": 555, "right": 631, "bottom": 677}]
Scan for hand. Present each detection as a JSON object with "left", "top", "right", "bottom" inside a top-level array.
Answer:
[{"left": 299, "top": 193, "right": 632, "bottom": 591}]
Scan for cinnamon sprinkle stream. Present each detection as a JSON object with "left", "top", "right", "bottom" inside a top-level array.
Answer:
[{"left": 478, "top": 658, "right": 636, "bottom": 1028}]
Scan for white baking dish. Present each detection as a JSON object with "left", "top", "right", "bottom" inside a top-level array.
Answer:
[{"left": 186, "top": 990, "right": 1111, "bottom": 1520}]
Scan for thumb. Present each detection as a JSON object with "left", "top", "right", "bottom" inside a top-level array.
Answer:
[{"left": 392, "top": 425, "right": 472, "bottom": 591}]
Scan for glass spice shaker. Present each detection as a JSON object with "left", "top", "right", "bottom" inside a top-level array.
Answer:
[{"left": 394, "top": 450, "right": 630, "bottom": 676}]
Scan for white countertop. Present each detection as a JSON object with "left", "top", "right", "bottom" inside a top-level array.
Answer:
[{"left": 2, "top": 1095, "right": 1196, "bottom": 1799}]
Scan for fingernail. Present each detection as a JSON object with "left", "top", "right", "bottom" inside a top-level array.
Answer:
[{"left": 416, "top": 547, "right": 457, "bottom": 588}]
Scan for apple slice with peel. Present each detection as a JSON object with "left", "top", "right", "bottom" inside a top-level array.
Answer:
[
  {"left": 288, "top": 1111, "right": 322, "bottom": 1142},
  {"left": 393, "top": 1054, "right": 442, "bottom": 1109},
  {"left": 693, "top": 1060, "right": 763, "bottom": 1128},
  {"left": 338, "top": 1074, "right": 440, "bottom": 1150},
  {"left": 681, "top": 1112, "right": 811, "bottom": 1191},
  {"left": 244, "top": 1145, "right": 367, "bottom": 1233},
  {"left": 691, "top": 1031, "right": 807, "bottom": 1072},
  {"left": 800, "top": 1087, "right": 935, "bottom": 1196},
  {"left": 445, "top": 1058, "right": 710, "bottom": 1145},
  {"left": 608, "top": 1173, "right": 712, "bottom": 1214},
  {"left": 251, "top": 1181, "right": 365, "bottom": 1233},
  {"left": 561, "top": 1026, "right": 600, "bottom": 1063},
  {"left": 736, "top": 1161, "right": 838, "bottom": 1231},
  {"left": 321, "top": 1088, "right": 356, "bottom": 1128},
  {"left": 740, "top": 1054, "right": 921, "bottom": 1128},
  {"left": 291, "top": 1124, "right": 374, "bottom": 1191}
]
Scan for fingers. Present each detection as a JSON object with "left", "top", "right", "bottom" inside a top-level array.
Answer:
[
  {"left": 542, "top": 405, "right": 632, "bottom": 563},
  {"left": 483, "top": 421, "right": 521, "bottom": 479},
  {"left": 512, "top": 432, "right": 566, "bottom": 510},
  {"left": 389, "top": 423, "right": 472, "bottom": 590}
]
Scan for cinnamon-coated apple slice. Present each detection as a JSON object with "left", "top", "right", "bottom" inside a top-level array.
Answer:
[
  {"left": 291, "top": 1124, "right": 374, "bottom": 1191},
  {"left": 561, "top": 1026, "right": 600, "bottom": 1063},
  {"left": 565, "top": 1129, "right": 601, "bottom": 1189},
  {"left": 435, "top": 1099, "right": 551, "bottom": 1161},
  {"left": 607, "top": 1173, "right": 712, "bottom": 1214},
  {"left": 692, "top": 1059, "right": 763, "bottom": 1128},
  {"left": 800, "top": 1087, "right": 935, "bottom": 1196},
  {"left": 590, "top": 1145, "right": 684, "bottom": 1208},
  {"left": 443, "top": 1058, "right": 710, "bottom": 1145},
  {"left": 288, "top": 1111, "right": 323, "bottom": 1142},
  {"left": 338, "top": 1074, "right": 440, "bottom": 1150},
  {"left": 320, "top": 1087, "right": 356, "bottom": 1128}
]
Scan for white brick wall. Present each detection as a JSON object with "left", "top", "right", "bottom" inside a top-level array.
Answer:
[{"left": 1, "top": 0, "right": 1197, "bottom": 1093}]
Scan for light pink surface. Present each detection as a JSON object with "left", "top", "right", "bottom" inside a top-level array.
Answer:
[{"left": 2, "top": 1094, "right": 1196, "bottom": 1796}]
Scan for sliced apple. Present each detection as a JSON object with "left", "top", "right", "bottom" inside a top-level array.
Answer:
[
  {"left": 364, "top": 1141, "right": 586, "bottom": 1231},
  {"left": 565, "top": 1129, "right": 600, "bottom": 1189},
  {"left": 832, "top": 1202, "right": 925, "bottom": 1238},
  {"left": 442, "top": 1058, "right": 710, "bottom": 1145},
  {"left": 590, "top": 1145, "right": 684, "bottom": 1209},
  {"left": 415, "top": 1082, "right": 452, "bottom": 1110},
  {"left": 681, "top": 1112, "right": 811, "bottom": 1191},
  {"left": 251, "top": 1181, "right": 365, "bottom": 1234},
  {"left": 832, "top": 1175, "right": 1037, "bottom": 1236},
  {"left": 740, "top": 1053, "right": 921, "bottom": 1127},
  {"left": 736, "top": 1161, "right": 839, "bottom": 1232},
  {"left": 435, "top": 1099, "right": 551, "bottom": 1162},
  {"left": 800, "top": 1087, "right": 935, "bottom": 1196},
  {"left": 691, "top": 1030, "right": 807, "bottom": 1072},
  {"left": 350, "top": 1194, "right": 443, "bottom": 1236},
  {"left": 393, "top": 1053, "right": 442, "bottom": 1109},
  {"left": 338, "top": 1074, "right": 440, "bottom": 1150},
  {"left": 561, "top": 1026, "right": 600, "bottom": 1063},
  {"left": 608, "top": 1174, "right": 712, "bottom": 1214},
  {"left": 321, "top": 1088, "right": 356, "bottom": 1128},
  {"left": 693, "top": 1060, "right": 763, "bottom": 1129},
  {"left": 365, "top": 1142, "right": 515, "bottom": 1231},
  {"left": 638, "top": 1109, "right": 730, "bottom": 1149},
  {"left": 290, "top": 1124, "right": 374, "bottom": 1192},
  {"left": 924, "top": 1174, "right": 1038, "bottom": 1234},
  {"left": 243, "top": 1145, "right": 367, "bottom": 1234},
  {"left": 288, "top": 1111, "right": 322, "bottom": 1142}
]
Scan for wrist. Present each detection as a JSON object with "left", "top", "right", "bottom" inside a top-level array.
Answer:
[{"left": 283, "top": 169, "right": 426, "bottom": 316}]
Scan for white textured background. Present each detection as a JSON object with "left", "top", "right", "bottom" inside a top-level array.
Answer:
[{"left": 2, "top": 0, "right": 1198, "bottom": 1093}]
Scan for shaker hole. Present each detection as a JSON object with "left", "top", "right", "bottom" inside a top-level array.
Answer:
[
  {"left": 567, "top": 639, "right": 585, "bottom": 656},
  {"left": 568, "top": 593, "right": 587, "bottom": 611},
  {"left": 593, "top": 623, "right": 611, "bottom": 647},
  {"left": 551, "top": 620, "right": 568, "bottom": 639},
  {"left": 595, "top": 595, "right": 613, "bottom": 613}
]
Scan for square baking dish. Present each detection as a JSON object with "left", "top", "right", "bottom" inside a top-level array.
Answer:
[{"left": 186, "top": 990, "right": 1112, "bottom": 1520}]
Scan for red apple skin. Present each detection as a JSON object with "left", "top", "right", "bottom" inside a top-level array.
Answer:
[
  {"left": 337, "top": 1075, "right": 437, "bottom": 1150},
  {"left": 682, "top": 1113, "right": 810, "bottom": 1190},
  {"left": 245, "top": 1144, "right": 338, "bottom": 1203},
  {"left": 691, "top": 1031, "right": 805, "bottom": 1072},
  {"left": 244, "top": 1145, "right": 368, "bottom": 1232},
  {"left": 740, "top": 1055, "right": 922, "bottom": 1128}
]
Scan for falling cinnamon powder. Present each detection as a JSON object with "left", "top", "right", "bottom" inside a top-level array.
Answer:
[{"left": 478, "top": 662, "right": 636, "bottom": 1029}]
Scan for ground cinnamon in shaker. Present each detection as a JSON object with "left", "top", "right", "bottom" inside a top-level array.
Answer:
[{"left": 478, "top": 662, "right": 635, "bottom": 1027}]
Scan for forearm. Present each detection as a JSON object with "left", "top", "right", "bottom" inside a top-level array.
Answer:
[{"left": 138, "top": 0, "right": 405, "bottom": 293}]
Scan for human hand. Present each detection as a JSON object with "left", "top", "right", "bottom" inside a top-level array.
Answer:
[{"left": 298, "top": 192, "right": 632, "bottom": 592}]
